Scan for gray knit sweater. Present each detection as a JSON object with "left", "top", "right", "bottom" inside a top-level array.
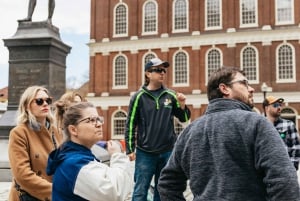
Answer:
[{"left": 158, "top": 98, "right": 300, "bottom": 201}]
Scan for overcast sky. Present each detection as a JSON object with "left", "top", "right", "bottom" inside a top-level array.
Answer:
[{"left": 0, "top": 0, "right": 90, "bottom": 89}]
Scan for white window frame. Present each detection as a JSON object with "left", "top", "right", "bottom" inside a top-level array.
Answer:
[
  {"left": 240, "top": 45, "right": 259, "bottom": 84},
  {"left": 113, "top": 54, "right": 128, "bottom": 89},
  {"left": 113, "top": 3, "right": 128, "bottom": 37},
  {"left": 142, "top": 0, "right": 158, "bottom": 35},
  {"left": 276, "top": 43, "right": 296, "bottom": 83},
  {"left": 239, "top": 0, "right": 258, "bottom": 28},
  {"left": 172, "top": 0, "right": 189, "bottom": 33}
]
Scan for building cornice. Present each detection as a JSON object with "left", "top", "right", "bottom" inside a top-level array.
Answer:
[
  {"left": 86, "top": 91, "right": 300, "bottom": 111},
  {"left": 88, "top": 27, "right": 300, "bottom": 56}
]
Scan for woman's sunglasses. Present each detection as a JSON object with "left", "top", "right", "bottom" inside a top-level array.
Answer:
[{"left": 34, "top": 97, "right": 53, "bottom": 106}]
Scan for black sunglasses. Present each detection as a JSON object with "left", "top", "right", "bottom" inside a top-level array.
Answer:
[
  {"left": 34, "top": 97, "right": 53, "bottom": 106},
  {"left": 148, "top": 68, "right": 166, "bottom": 74}
]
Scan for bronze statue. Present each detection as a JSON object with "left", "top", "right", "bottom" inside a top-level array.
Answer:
[{"left": 20, "top": 0, "right": 55, "bottom": 24}]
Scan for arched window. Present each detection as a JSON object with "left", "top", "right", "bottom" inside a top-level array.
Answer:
[
  {"left": 241, "top": 46, "right": 258, "bottom": 82},
  {"left": 206, "top": 48, "right": 222, "bottom": 81},
  {"left": 174, "top": 118, "right": 184, "bottom": 135},
  {"left": 143, "top": 1, "right": 157, "bottom": 34},
  {"left": 173, "top": 51, "right": 189, "bottom": 86},
  {"left": 114, "top": 4, "right": 128, "bottom": 36},
  {"left": 111, "top": 111, "right": 127, "bottom": 139},
  {"left": 113, "top": 55, "right": 127, "bottom": 88},
  {"left": 142, "top": 53, "right": 156, "bottom": 85},
  {"left": 276, "top": 44, "right": 295, "bottom": 82},
  {"left": 173, "top": 0, "right": 188, "bottom": 32},
  {"left": 281, "top": 107, "right": 298, "bottom": 127}
]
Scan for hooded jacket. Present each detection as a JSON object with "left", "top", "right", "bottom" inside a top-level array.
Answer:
[
  {"left": 47, "top": 141, "right": 132, "bottom": 201},
  {"left": 158, "top": 98, "right": 300, "bottom": 201},
  {"left": 125, "top": 85, "right": 191, "bottom": 154}
]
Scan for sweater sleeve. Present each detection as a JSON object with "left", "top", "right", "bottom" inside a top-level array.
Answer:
[
  {"left": 73, "top": 153, "right": 132, "bottom": 201},
  {"left": 255, "top": 119, "right": 300, "bottom": 200},
  {"left": 158, "top": 128, "right": 189, "bottom": 200}
]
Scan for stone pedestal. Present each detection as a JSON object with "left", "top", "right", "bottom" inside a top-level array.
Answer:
[{"left": 0, "top": 21, "right": 71, "bottom": 139}]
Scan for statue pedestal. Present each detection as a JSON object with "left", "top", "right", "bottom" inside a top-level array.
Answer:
[{"left": 0, "top": 21, "right": 71, "bottom": 139}]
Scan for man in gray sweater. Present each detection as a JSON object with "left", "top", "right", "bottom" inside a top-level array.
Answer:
[{"left": 158, "top": 67, "right": 300, "bottom": 201}]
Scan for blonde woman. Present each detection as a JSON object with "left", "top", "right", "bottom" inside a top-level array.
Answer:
[
  {"left": 8, "top": 85, "right": 62, "bottom": 201},
  {"left": 53, "top": 91, "right": 83, "bottom": 135}
]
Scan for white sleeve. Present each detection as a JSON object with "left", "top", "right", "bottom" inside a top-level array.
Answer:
[{"left": 74, "top": 153, "right": 132, "bottom": 201}]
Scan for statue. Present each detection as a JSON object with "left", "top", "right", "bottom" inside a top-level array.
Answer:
[{"left": 19, "top": 0, "right": 55, "bottom": 24}]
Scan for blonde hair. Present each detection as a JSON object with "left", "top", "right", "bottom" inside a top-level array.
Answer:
[
  {"left": 54, "top": 91, "right": 83, "bottom": 133},
  {"left": 17, "top": 85, "right": 54, "bottom": 130}
]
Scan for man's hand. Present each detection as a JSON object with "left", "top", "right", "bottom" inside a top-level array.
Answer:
[
  {"left": 127, "top": 152, "right": 136, "bottom": 161},
  {"left": 176, "top": 92, "right": 186, "bottom": 109}
]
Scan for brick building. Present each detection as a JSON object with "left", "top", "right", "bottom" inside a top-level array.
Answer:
[{"left": 87, "top": 0, "right": 300, "bottom": 140}]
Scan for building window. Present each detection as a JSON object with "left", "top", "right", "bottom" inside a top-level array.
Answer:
[
  {"left": 173, "top": 0, "right": 188, "bottom": 32},
  {"left": 205, "top": 0, "right": 222, "bottom": 29},
  {"left": 113, "top": 55, "right": 127, "bottom": 88},
  {"left": 142, "top": 53, "right": 156, "bottom": 85},
  {"left": 241, "top": 46, "right": 258, "bottom": 82},
  {"left": 206, "top": 48, "right": 222, "bottom": 81},
  {"left": 281, "top": 107, "right": 297, "bottom": 125},
  {"left": 240, "top": 0, "right": 257, "bottom": 27},
  {"left": 114, "top": 4, "right": 128, "bottom": 36},
  {"left": 143, "top": 1, "right": 157, "bottom": 34},
  {"left": 174, "top": 118, "right": 185, "bottom": 135},
  {"left": 111, "top": 111, "right": 127, "bottom": 139},
  {"left": 173, "top": 51, "right": 189, "bottom": 86},
  {"left": 275, "top": 0, "right": 294, "bottom": 25},
  {"left": 276, "top": 44, "right": 295, "bottom": 82}
]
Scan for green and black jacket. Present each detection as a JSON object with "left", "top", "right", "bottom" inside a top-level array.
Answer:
[{"left": 125, "top": 85, "right": 191, "bottom": 154}]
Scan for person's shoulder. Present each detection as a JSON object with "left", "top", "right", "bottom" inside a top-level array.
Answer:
[{"left": 11, "top": 123, "right": 29, "bottom": 133}]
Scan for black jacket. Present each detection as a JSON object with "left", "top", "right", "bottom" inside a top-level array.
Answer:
[{"left": 125, "top": 85, "right": 191, "bottom": 154}]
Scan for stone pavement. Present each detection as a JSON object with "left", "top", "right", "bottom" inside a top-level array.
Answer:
[{"left": 1, "top": 171, "right": 300, "bottom": 201}]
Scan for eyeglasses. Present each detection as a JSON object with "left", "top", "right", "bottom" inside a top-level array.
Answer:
[
  {"left": 34, "top": 97, "right": 53, "bottom": 106},
  {"left": 148, "top": 68, "right": 166, "bottom": 74},
  {"left": 77, "top": 116, "right": 104, "bottom": 125},
  {"left": 228, "top": 79, "right": 249, "bottom": 88},
  {"left": 272, "top": 102, "right": 282, "bottom": 108}
]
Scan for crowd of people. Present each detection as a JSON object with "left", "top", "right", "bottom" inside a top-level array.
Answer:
[{"left": 6, "top": 58, "right": 300, "bottom": 201}]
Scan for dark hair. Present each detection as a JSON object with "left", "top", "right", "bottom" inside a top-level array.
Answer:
[
  {"left": 63, "top": 102, "right": 94, "bottom": 141},
  {"left": 207, "top": 66, "right": 245, "bottom": 101}
]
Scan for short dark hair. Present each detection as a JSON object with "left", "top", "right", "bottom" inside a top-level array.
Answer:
[{"left": 207, "top": 66, "right": 245, "bottom": 101}]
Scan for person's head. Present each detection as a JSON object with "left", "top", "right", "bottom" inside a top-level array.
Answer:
[
  {"left": 262, "top": 96, "right": 284, "bottom": 118},
  {"left": 144, "top": 58, "right": 169, "bottom": 86},
  {"left": 207, "top": 66, "right": 255, "bottom": 108},
  {"left": 17, "top": 85, "right": 54, "bottom": 130},
  {"left": 54, "top": 91, "right": 83, "bottom": 130},
  {"left": 63, "top": 102, "right": 104, "bottom": 148}
]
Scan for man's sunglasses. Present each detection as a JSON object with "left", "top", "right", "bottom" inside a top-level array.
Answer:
[
  {"left": 272, "top": 102, "right": 282, "bottom": 108},
  {"left": 148, "top": 68, "right": 166, "bottom": 73},
  {"left": 34, "top": 97, "right": 53, "bottom": 106}
]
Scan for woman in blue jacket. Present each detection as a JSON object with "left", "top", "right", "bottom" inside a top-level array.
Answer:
[{"left": 47, "top": 102, "right": 132, "bottom": 201}]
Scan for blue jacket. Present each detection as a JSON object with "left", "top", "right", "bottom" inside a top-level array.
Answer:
[
  {"left": 125, "top": 85, "right": 191, "bottom": 154},
  {"left": 47, "top": 141, "right": 132, "bottom": 201},
  {"left": 158, "top": 98, "right": 300, "bottom": 201}
]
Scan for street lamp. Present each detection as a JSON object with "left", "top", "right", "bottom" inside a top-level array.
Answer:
[
  {"left": 261, "top": 82, "right": 268, "bottom": 100},
  {"left": 261, "top": 82, "right": 273, "bottom": 116}
]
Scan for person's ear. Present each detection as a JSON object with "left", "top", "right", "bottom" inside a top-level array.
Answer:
[
  {"left": 218, "top": 83, "right": 230, "bottom": 96},
  {"left": 68, "top": 125, "right": 78, "bottom": 137}
]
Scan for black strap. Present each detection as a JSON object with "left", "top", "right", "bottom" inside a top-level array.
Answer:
[{"left": 51, "top": 132, "right": 57, "bottom": 149}]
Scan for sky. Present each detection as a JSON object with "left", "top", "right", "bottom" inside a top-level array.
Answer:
[{"left": 0, "top": 0, "right": 90, "bottom": 89}]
